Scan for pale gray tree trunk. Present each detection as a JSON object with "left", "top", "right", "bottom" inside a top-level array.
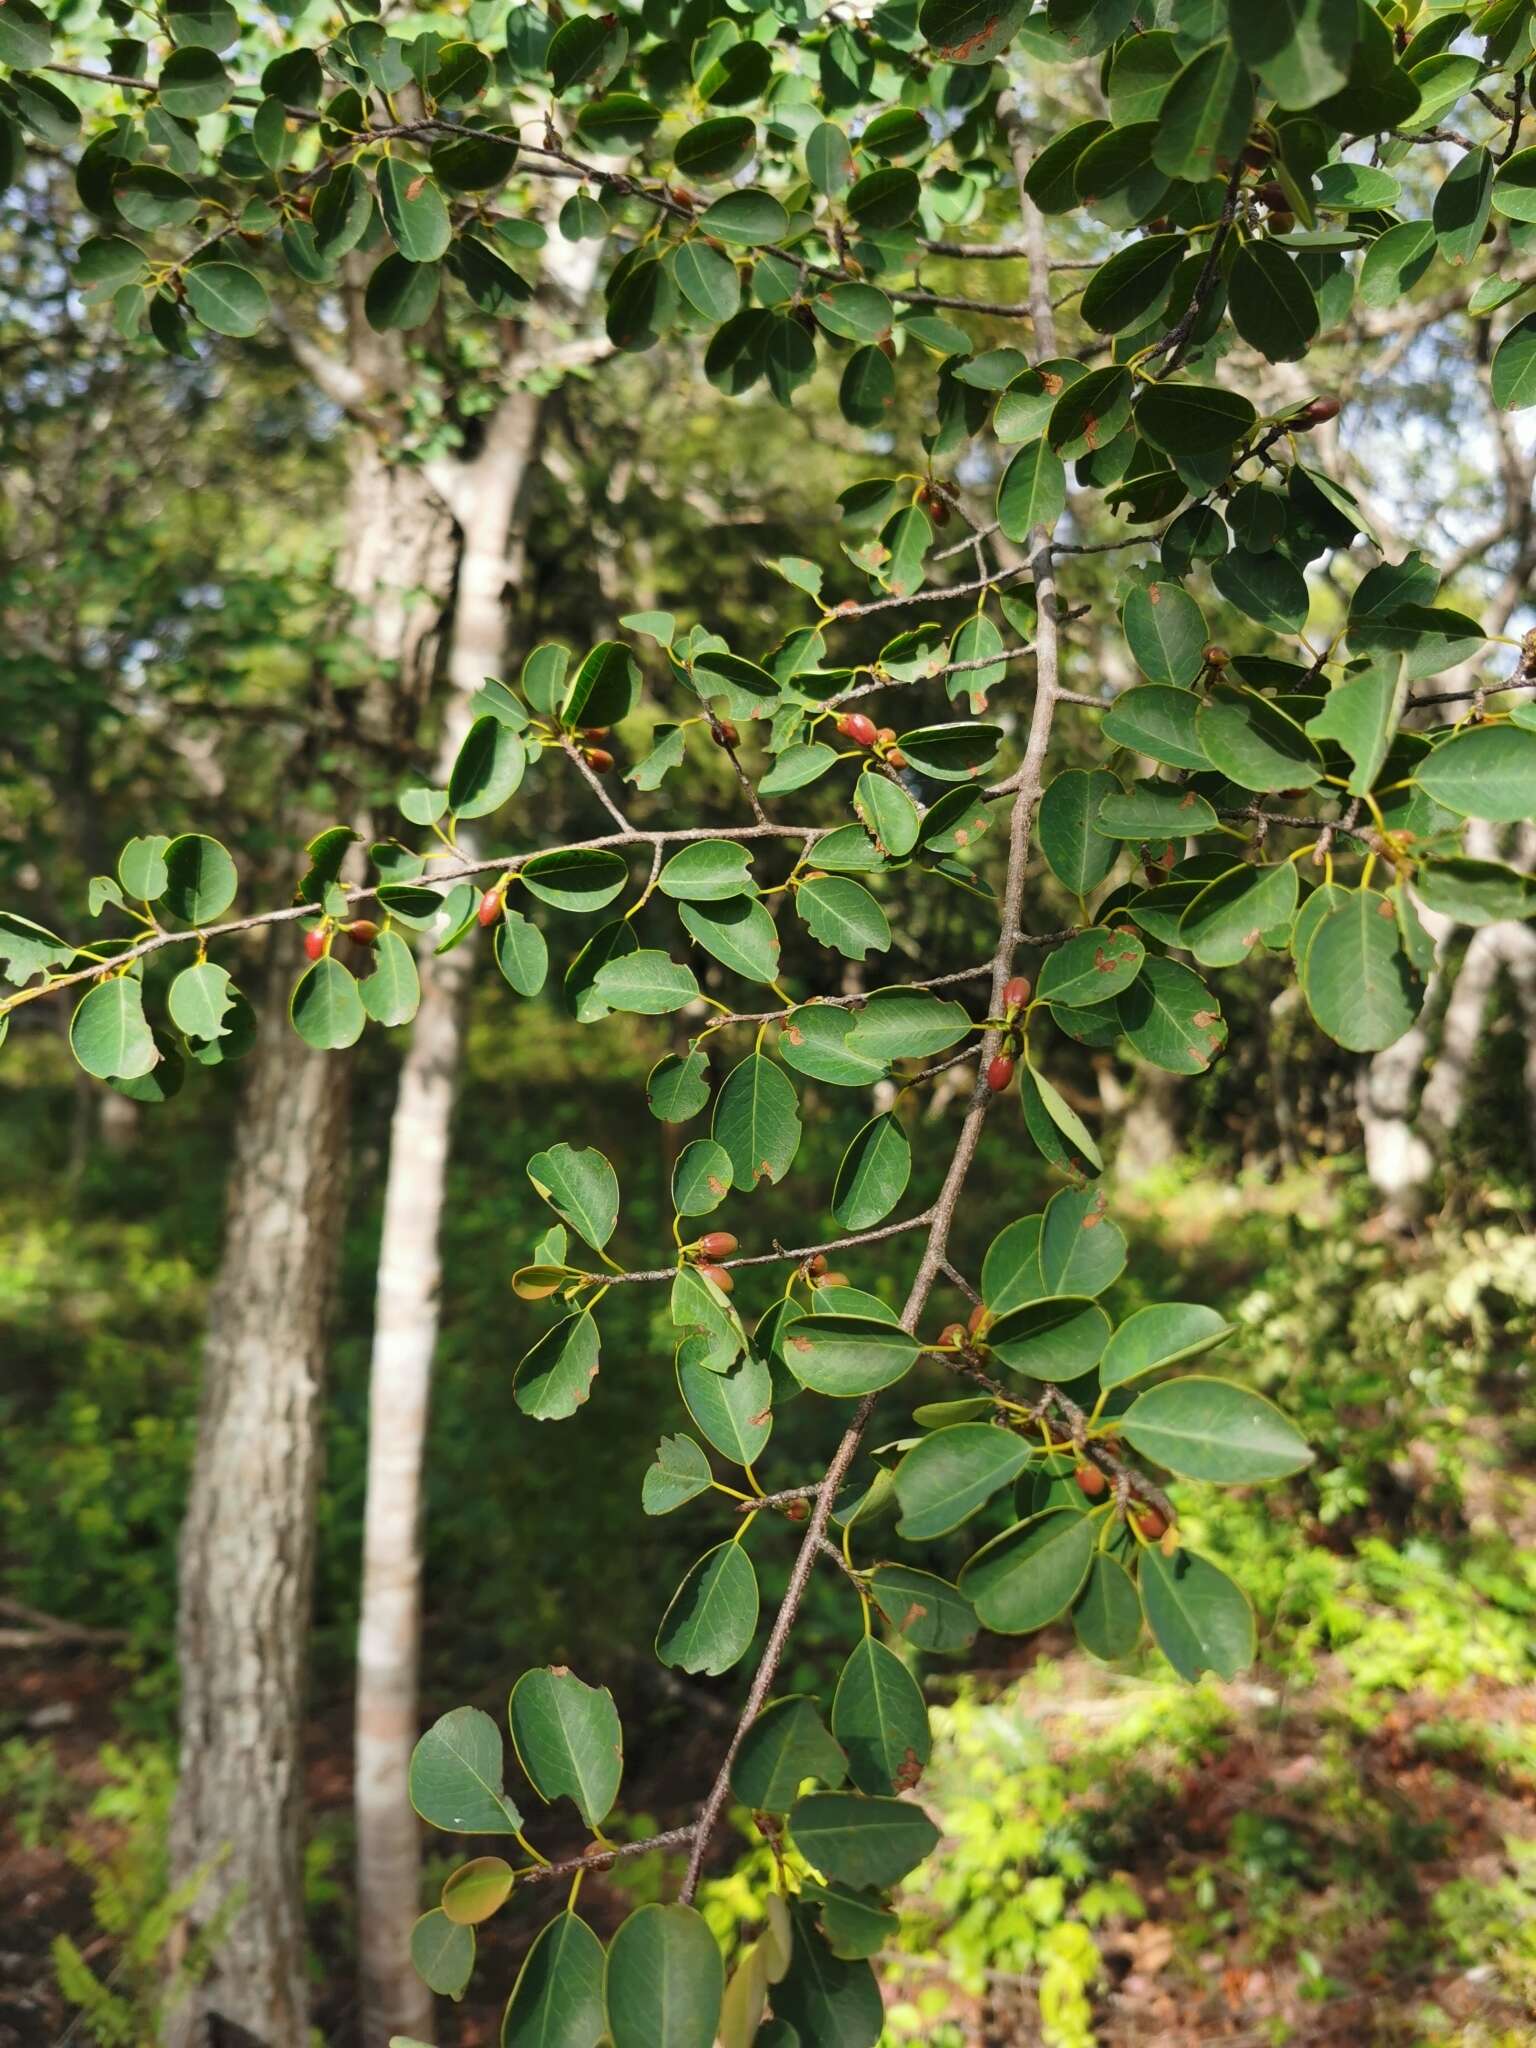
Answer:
[{"left": 164, "top": 390, "right": 452, "bottom": 2048}]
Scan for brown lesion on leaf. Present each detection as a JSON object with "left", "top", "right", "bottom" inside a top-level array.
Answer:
[
  {"left": 896, "top": 1600, "right": 929, "bottom": 1633},
  {"left": 893, "top": 1747, "right": 925, "bottom": 1792},
  {"left": 939, "top": 17, "right": 1004, "bottom": 59}
]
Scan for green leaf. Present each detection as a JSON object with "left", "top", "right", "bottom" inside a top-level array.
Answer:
[
  {"left": 1228, "top": 241, "right": 1319, "bottom": 362},
  {"left": 1197, "top": 685, "right": 1322, "bottom": 791},
  {"left": 673, "top": 1138, "right": 734, "bottom": 1217},
  {"left": 515, "top": 1313, "right": 601, "bottom": 1421},
  {"left": 1102, "top": 686, "right": 1209, "bottom": 772},
  {"left": 674, "top": 1271, "right": 748, "bottom": 1379},
  {"left": 1491, "top": 310, "right": 1536, "bottom": 409},
  {"left": 1080, "top": 234, "right": 1188, "bottom": 334},
  {"left": 1139, "top": 1546, "right": 1256, "bottom": 1680},
  {"left": 762, "top": 743, "right": 839, "bottom": 795},
  {"left": 919, "top": 0, "right": 1032, "bottom": 63},
  {"left": 845, "top": 989, "right": 971, "bottom": 1060},
  {"left": 1036, "top": 927, "right": 1146, "bottom": 1008},
  {"left": 290, "top": 956, "right": 366, "bottom": 1051},
  {"left": 0, "top": 0, "right": 54, "bottom": 68},
  {"left": 831, "top": 1113, "right": 911, "bottom": 1229},
  {"left": 527, "top": 1144, "right": 619, "bottom": 1251},
  {"left": 987, "top": 1296, "right": 1110, "bottom": 1381},
  {"left": 789, "top": 1793, "right": 939, "bottom": 1890},
  {"left": 500, "top": 1912, "right": 607, "bottom": 2048},
  {"left": 673, "top": 238, "right": 741, "bottom": 322},
  {"left": 1413, "top": 857, "right": 1536, "bottom": 925},
  {"left": 659, "top": 841, "right": 757, "bottom": 901},
  {"left": 593, "top": 949, "right": 700, "bottom": 1015},
  {"left": 1040, "top": 769, "right": 1120, "bottom": 893},
  {"left": 643, "top": 1433, "right": 713, "bottom": 1516},
  {"left": 1117, "top": 956, "right": 1227, "bottom": 1073},
  {"left": 168, "top": 961, "right": 235, "bottom": 1042},
  {"left": 377, "top": 158, "right": 451, "bottom": 263},
  {"left": 778, "top": 1005, "right": 890, "bottom": 1086},
  {"left": 1121, "top": 582, "right": 1208, "bottom": 688},
  {"left": 780, "top": 1316, "right": 920, "bottom": 1397},
  {"left": 1179, "top": 862, "right": 1299, "bottom": 967},
  {"left": 1435, "top": 145, "right": 1494, "bottom": 265},
  {"left": 1136, "top": 380, "right": 1257, "bottom": 458},
  {"left": 831, "top": 1638, "right": 930, "bottom": 1795},
  {"left": 796, "top": 877, "right": 891, "bottom": 963},
  {"left": 1303, "top": 888, "right": 1424, "bottom": 1049},
  {"left": 359, "top": 931, "right": 421, "bottom": 1027},
  {"left": 1097, "top": 784, "right": 1218, "bottom": 838},
  {"left": 1359, "top": 220, "right": 1435, "bottom": 309},
  {"left": 679, "top": 1353, "right": 770, "bottom": 1466},
  {"left": 1122, "top": 1374, "right": 1313, "bottom": 1480},
  {"left": 449, "top": 717, "right": 525, "bottom": 817},
  {"left": 655, "top": 1542, "right": 759, "bottom": 1675},
  {"left": 997, "top": 438, "right": 1066, "bottom": 540},
  {"left": 1152, "top": 43, "right": 1255, "bottom": 182},
  {"left": 648, "top": 1047, "right": 712, "bottom": 1121},
  {"left": 70, "top": 978, "right": 158, "bottom": 1080},
  {"left": 440, "top": 1855, "right": 514, "bottom": 1927},
  {"left": 959, "top": 1509, "right": 1100, "bottom": 1633},
  {"left": 679, "top": 897, "right": 781, "bottom": 984},
  {"left": 732, "top": 1697, "right": 847, "bottom": 1811},
  {"left": 508, "top": 1667, "right": 623, "bottom": 1828},
  {"left": 494, "top": 911, "right": 549, "bottom": 998},
  {"left": 1414, "top": 724, "right": 1536, "bottom": 821},
  {"left": 981, "top": 1215, "right": 1045, "bottom": 1316},
  {"left": 1038, "top": 1186, "right": 1126, "bottom": 1295},
  {"left": 564, "top": 640, "right": 640, "bottom": 727},
  {"left": 605, "top": 1903, "right": 723, "bottom": 2048},
  {"left": 411, "top": 1909, "right": 474, "bottom": 1999},
  {"left": 712, "top": 1055, "right": 801, "bottom": 1187},
  {"left": 118, "top": 835, "right": 170, "bottom": 901},
  {"left": 893, "top": 1423, "right": 1030, "bottom": 1540},
  {"left": 162, "top": 833, "right": 237, "bottom": 922},
  {"left": 1021, "top": 1061, "right": 1103, "bottom": 1175},
  {"left": 185, "top": 261, "right": 269, "bottom": 336},
  {"left": 1305, "top": 659, "right": 1405, "bottom": 795},
  {"left": 868, "top": 1565, "right": 977, "bottom": 1653},
  {"left": 1101, "top": 1303, "right": 1232, "bottom": 1389},
  {"left": 1231, "top": 0, "right": 1355, "bottom": 106},
  {"left": 409, "top": 1705, "right": 523, "bottom": 1833},
  {"left": 1073, "top": 1553, "right": 1143, "bottom": 1661},
  {"left": 853, "top": 772, "right": 919, "bottom": 858},
  {"left": 893, "top": 722, "right": 1003, "bottom": 782},
  {"left": 676, "top": 115, "right": 757, "bottom": 181},
  {"left": 522, "top": 848, "right": 629, "bottom": 912},
  {"left": 701, "top": 189, "right": 790, "bottom": 246}
]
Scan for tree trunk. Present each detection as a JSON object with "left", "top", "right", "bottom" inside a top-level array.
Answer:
[
  {"left": 164, "top": 950, "right": 351, "bottom": 2048},
  {"left": 353, "top": 391, "right": 542, "bottom": 2048},
  {"left": 164, "top": 433, "right": 452, "bottom": 2048}
]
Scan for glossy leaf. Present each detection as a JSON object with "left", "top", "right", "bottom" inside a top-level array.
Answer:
[
  {"left": 508, "top": 1667, "right": 623, "bottom": 1828},
  {"left": 1121, "top": 1375, "right": 1314, "bottom": 1480}
]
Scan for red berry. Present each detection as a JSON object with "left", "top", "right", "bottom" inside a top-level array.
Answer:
[
  {"left": 875, "top": 727, "right": 897, "bottom": 749},
  {"left": 784, "top": 1498, "right": 810, "bottom": 1521},
  {"left": 1002, "top": 975, "right": 1031, "bottom": 1013},
  {"left": 303, "top": 927, "right": 326, "bottom": 962},
  {"left": 346, "top": 919, "right": 379, "bottom": 945},
  {"left": 1296, "top": 396, "right": 1340, "bottom": 426},
  {"left": 696, "top": 1231, "right": 738, "bottom": 1258},
  {"left": 584, "top": 747, "right": 615, "bottom": 773},
  {"left": 836, "top": 713, "right": 877, "bottom": 747},
  {"left": 806, "top": 1253, "right": 829, "bottom": 1277},
  {"left": 712, "top": 720, "right": 741, "bottom": 748},
  {"left": 987, "top": 1054, "right": 1016, "bottom": 1094},
  {"left": 1075, "top": 1463, "right": 1108, "bottom": 1499},
  {"left": 697, "top": 1262, "right": 734, "bottom": 1293},
  {"left": 938, "top": 1322, "right": 967, "bottom": 1348},
  {"left": 1136, "top": 1506, "right": 1170, "bottom": 1540},
  {"left": 818, "top": 1270, "right": 850, "bottom": 1288},
  {"left": 967, "top": 1302, "right": 989, "bottom": 1336},
  {"left": 477, "top": 888, "right": 503, "bottom": 928},
  {"left": 884, "top": 748, "right": 906, "bottom": 770},
  {"left": 1254, "top": 180, "right": 1288, "bottom": 209}
]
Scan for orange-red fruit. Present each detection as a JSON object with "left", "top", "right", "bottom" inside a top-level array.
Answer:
[
  {"left": 696, "top": 1231, "right": 738, "bottom": 1258},
  {"left": 477, "top": 888, "right": 503, "bottom": 928},
  {"left": 581, "top": 726, "right": 610, "bottom": 740},
  {"left": 987, "top": 1054, "right": 1016, "bottom": 1094},
  {"left": 938, "top": 1322, "right": 968, "bottom": 1348},
  {"left": 712, "top": 720, "right": 741, "bottom": 747},
  {"left": 1136, "top": 1506, "right": 1170, "bottom": 1540},
  {"left": 303, "top": 927, "right": 326, "bottom": 962},
  {"left": 1075, "top": 1463, "right": 1108, "bottom": 1500},
  {"left": 1297, "top": 396, "right": 1340, "bottom": 426},
  {"left": 885, "top": 748, "right": 907, "bottom": 770},
  {"left": 584, "top": 747, "right": 615, "bottom": 773},
  {"left": 1003, "top": 974, "right": 1031, "bottom": 1012},
  {"left": 807, "top": 1252, "right": 829, "bottom": 1276},
  {"left": 347, "top": 920, "right": 379, "bottom": 945},
  {"left": 967, "top": 1302, "right": 989, "bottom": 1336},
  {"left": 837, "top": 713, "right": 878, "bottom": 747},
  {"left": 1254, "top": 180, "right": 1288, "bottom": 209},
  {"left": 875, "top": 727, "right": 897, "bottom": 749},
  {"left": 1203, "top": 644, "right": 1230, "bottom": 668},
  {"left": 697, "top": 1262, "right": 734, "bottom": 1293},
  {"left": 784, "top": 1498, "right": 810, "bottom": 1522},
  {"left": 818, "top": 1270, "right": 850, "bottom": 1287}
]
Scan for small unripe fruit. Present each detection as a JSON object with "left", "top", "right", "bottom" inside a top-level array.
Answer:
[
  {"left": 1075, "top": 1463, "right": 1108, "bottom": 1499},
  {"left": 346, "top": 919, "right": 379, "bottom": 945},
  {"left": 987, "top": 1053, "right": 1016, "bottom": 1093},
  {"left": 1295, "top": 395, "right": 1340, "bottom": 427},
  {"left": 1268, "top": 209, "right": 1296, "bottom": 234},
  {"left": 1203, "top": 644, "right": 1230, "bottom": 668},
  {"left": 784, "top": 1498, "right": 810, "bottom": 1521},
  {"left": 818, "top": 1270, "right": 850, "bottom": 1287},
  {"left": 477, "top": 888, "right": 503, "bottom": 928},
  {"left": 928, "top": 495, "right": 951, "bottom": 526},
  {"left": 1003, "top": 974, "right": 1031, "bottom": 1013},
  {"left": 580, "top": 726, "right": 611, "bottom": 740},
  {"left": 584, "top": 747, "right": 615, "bottom": 773},
  {"left": 697, "top": 1262, "right": 734, "bottom": 1293},
  {"left": 837, "top": 712, "right": 878, "bottom": 747},
  {"left": 303, "top": 927, "right": 326, "bottom": 962},
  {"left": 1136, "top": 1506, "right": 1170, "bottom": 1540},
  {"left": 696, "top": 1231, "right": 738, "bottom": 1258},
  {"left": 885, "top": 748, "right": 906, "bottom": 769},
  {"left": 875, "top": 727, "right": 897, "bottom": 749},
  {"left": 967, "top": 1302, "right": 989, "bottom": 1336},
  {"left": 1255, "top": 180, "right": 1288, "bottom": 209},
  {"left": 1241, "top": 143, "right": 1271, "bottom": 169},
  {"left": 807, "top": 1252, "right": 829, "bottom": 1276},
  {"left": 712, "top": 720, "right": 741, "bottom": 747},
  {"left": 938, "top": 1323, "right": 967, "bottom": 1348}
]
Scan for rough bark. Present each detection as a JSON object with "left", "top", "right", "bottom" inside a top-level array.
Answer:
[{"left": 164, "top": 390, "right": 452, "bottom": 2048}]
